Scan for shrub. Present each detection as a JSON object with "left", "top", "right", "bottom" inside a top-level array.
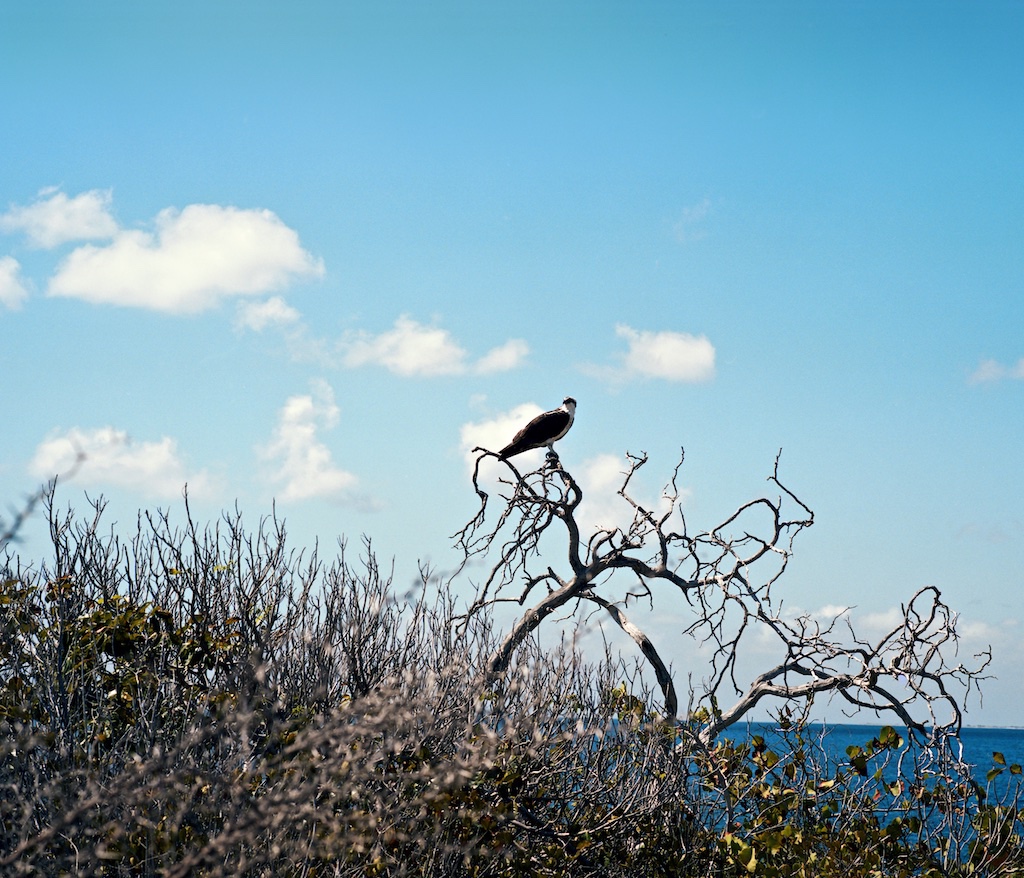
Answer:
[{"left": 0, "top": 489, "right": 1020, "bottom": 876}]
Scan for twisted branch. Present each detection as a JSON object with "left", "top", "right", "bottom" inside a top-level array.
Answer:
[{"left": 454, "top": 447, "right": 989, "bottom": 741}]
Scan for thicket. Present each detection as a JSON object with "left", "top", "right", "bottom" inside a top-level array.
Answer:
[{"left": 1, "top": 454, "right": 1022, "bottom": 876}]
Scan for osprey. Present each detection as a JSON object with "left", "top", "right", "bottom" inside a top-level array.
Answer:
[{"left": 498, "top": 397, "right": 576, "bottom": 460}]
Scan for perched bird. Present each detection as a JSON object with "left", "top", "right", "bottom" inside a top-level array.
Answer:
[{"left": 498, "top": 397, "right": 576, "bottom": 460}]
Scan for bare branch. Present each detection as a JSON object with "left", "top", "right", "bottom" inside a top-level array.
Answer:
[
  {"left": 585, "top": 590, "right": 678, "bottom": 720},
  {"left": 453, "top": 446, "right": 987, "bottom": 748}
]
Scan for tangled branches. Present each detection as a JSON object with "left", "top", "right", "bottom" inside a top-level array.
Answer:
[
  {"left": 455, "top": 447, "right": 989, "bottom": 746},
  {"left": 0, "top": 457, "right": 1006, "bottom": 876}
]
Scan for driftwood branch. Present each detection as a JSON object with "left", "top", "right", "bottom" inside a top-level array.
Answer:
[
  {"left": 454, "top": 447, "right": 989, "bottom": 741},
  {"left": 585, "top": 590, "right": 678, "bottom": 719}
]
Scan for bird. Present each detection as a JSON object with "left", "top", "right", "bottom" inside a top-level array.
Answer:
[{"left": 498, "top": 397, "right": 576, "bottom": 460}]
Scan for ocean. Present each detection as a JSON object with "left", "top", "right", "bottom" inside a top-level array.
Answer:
[{"left": 729, "top": 722, "right": 1024, "bottom": 797}]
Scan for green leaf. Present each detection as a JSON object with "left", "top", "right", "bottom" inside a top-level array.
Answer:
[
  {"left": 737, "top": 842, "right": 757, "bottom": 873},
  {"left": 849, "top": 753, "right": 868, "bottom": 777}
]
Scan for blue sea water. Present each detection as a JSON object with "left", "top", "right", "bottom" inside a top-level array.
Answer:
[
  {"left": 956, "top": 726, "right": 1024, "bottom": 773},
  {"left": 730, "top": 722, "right": 1024, "bottom": 796},
  {"left": 705, "top": 723, "right": 1024, "bottom": 854}
]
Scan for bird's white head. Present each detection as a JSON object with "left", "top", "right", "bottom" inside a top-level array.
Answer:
[{"left": 562, "top": 396, "right": 577, "bottom": 413}]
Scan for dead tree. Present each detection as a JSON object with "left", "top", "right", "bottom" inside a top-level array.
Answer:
[{"left": 454, "top": 448, "right": 990, "bottom": 746}]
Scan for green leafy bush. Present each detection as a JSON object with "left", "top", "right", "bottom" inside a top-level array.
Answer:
[{"left": 1, "top": 493, "right": 1020, "bottom": 876}]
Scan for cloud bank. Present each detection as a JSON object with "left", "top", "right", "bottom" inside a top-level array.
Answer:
[
  {"left": 0, "top": 256, "right": 28, "bottom": 309},
  {"left": 672, "top": 197, "right": 712, "bottom": 244},
  {"left": 970, "top": 357, "right": 1024, "bottom": 384},
  {"left": 29, "top": 426, "right": 215, "bottom": 500},
  {"left": 0, "top": 187, "right": 119, "bottom": 248},
  {"left": 583, "top": 324, "right": 716, "bottom": 385},
  {"left": 459, "top": 401, "right": 546, "bottom": 470},
  {"left": 236, "top": 295, "right": 302, "bottom": 332},
  {"left": 341, "top": 316, "right": 529, "bottom": 377},
  {"left": 259, "top": 381, "right": 369, "bottom": 506},
  {"left": 474, "top": 338, "right": 531, "bottom": 375},
  {"left": 46, "top": 203, "right": 324, "bottom": 313},
  {"left": 573, "top": 453, "right": 687, "bottom": 547}
]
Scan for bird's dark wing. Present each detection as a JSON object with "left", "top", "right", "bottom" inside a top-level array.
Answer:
[
  {"left": 498, "top": 423, "right": 540, "bottom": 459},
  {"left": 498, "top": 410, "right": 567, "bottom": 459}
]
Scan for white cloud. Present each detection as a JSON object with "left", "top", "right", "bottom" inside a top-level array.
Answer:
[
  {"left": 260, "top": 380, "right": 366, "bottom": 505},
  {"left": 342, "top": 316, "right": 466, "bottom": 376},
  {"left": 672, "top": 197, "right": 712, "bottom": 244},
  {"left": 0, "top": 187, "right": 119, "bottom": 248},
  {"left": 746, "top": 601, "right": 1013, "bottom": 666},
  {"left": 47, "top": 203, "right": 324, "bottom": 313},
  {"left": 28, "top": 426, "right": 215, "bottom": 500},
  {"left": 460, "top": 402, "right": 545, "bottom": 470},
  {"left": 474, "top": 338, "right": 530, "bottom": 374},
  {"left": 342, "top": 315, "right": 527, "bottom": 377},
  {"left": 0, "top": 256, "right": 29, "bottom": 309},
  {"left": 958, "top": 618, "right": 1007, "bottom": 642},
  {"left": 618, "top": 325, "right": 716, "bottom": 381},
  {"left": 849, "top": 606, "right": 904, "bottom": 634},
  {"left": 575, "top": 454, "right": 634, "bottom": 534},
  {"left": 236, "top": 295, "right": 301, "bottom": 332},
  {"left": 583, "top": 324, "right": 716, "bottom": 386},
  {"left": 574, "top": 453, "right": 685, "bottom": 545},
  {"left": 847, "top": 605, "right": 1007, "bottom": 650},
  {"left": 969, "top": 357, "right": 1024, "bottom": 384}
]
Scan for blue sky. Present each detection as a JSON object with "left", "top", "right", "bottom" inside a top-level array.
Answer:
[{"left": 2, "top": 2, "right": 1022, "bottom": 725}]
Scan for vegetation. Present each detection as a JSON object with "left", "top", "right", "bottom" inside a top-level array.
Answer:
[{"left": 1, "top": 452, "right": 1021, "bottom": 876}]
